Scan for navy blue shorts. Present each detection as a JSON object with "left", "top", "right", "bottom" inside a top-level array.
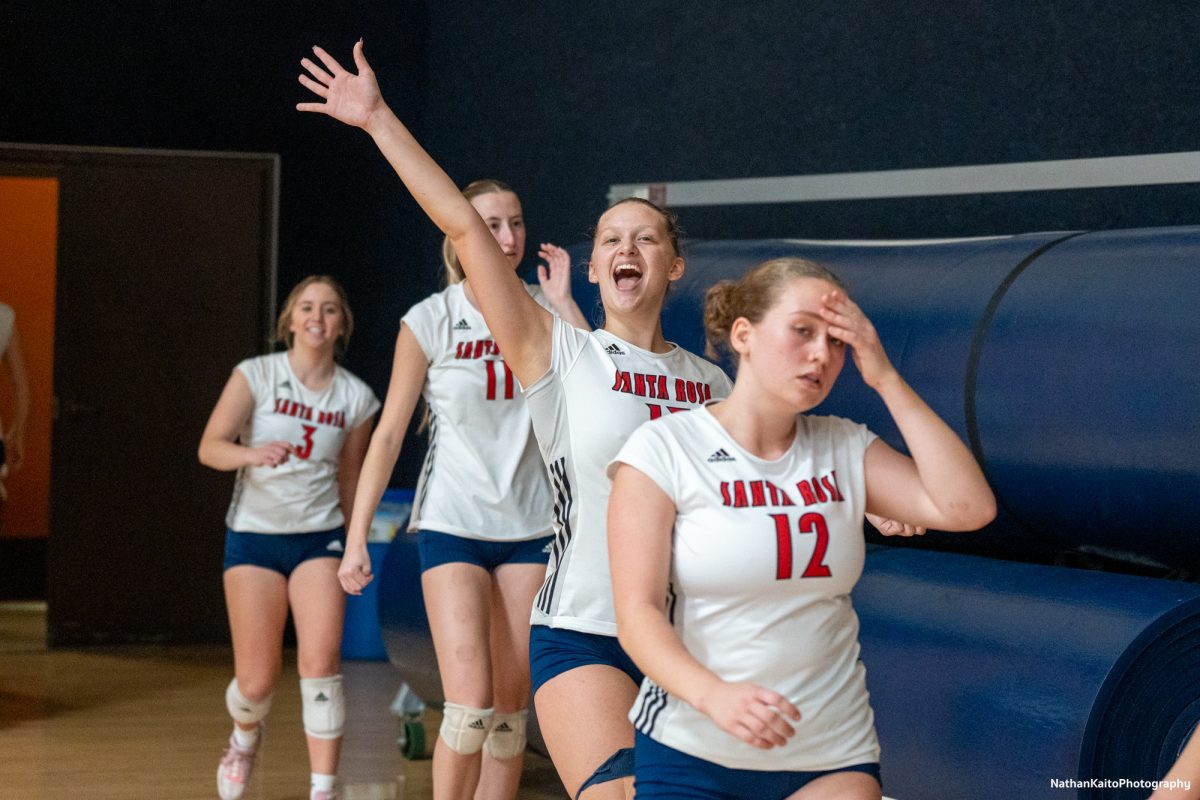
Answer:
[
  {"left": 417, "top": 529, "right": 553, "bottom": 572},
  {"left": 633, "top": 732, "right": 881, "bottom": 800},
  {"left": 529, "top": 624, "right": 644, "bottom": 696},
  {"left": 223, "top": 527, "right": 346, "bottom": 577}
]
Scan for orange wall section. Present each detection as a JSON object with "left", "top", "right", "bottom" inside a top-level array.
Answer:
[{"left": 0, "top": 177, "right": 58, "bottom": 539}]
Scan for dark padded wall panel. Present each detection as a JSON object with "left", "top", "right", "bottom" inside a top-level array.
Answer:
[{"left": 419, "top": 2, "right": 1200, "bottom": 250}]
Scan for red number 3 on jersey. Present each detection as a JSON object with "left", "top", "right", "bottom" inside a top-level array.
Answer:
[{"left": 295, "top": 424, "right": 317, "bottom": 460}]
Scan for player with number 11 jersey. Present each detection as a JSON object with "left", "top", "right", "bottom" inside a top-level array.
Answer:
[{"left": 402, "top": 281, "right": 559, "bottom": 540}]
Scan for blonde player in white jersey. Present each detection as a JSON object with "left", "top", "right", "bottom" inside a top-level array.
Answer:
[
  {"left": 297, "top": 41, "right": 732, "bottom": 799},
  {"left": 608, "top": 259, "right": 997, "bottom": 800},
  {"left": 336, "top": 177, "right": 589, "bottom": 800},
  {"left": 199, "top": 276, "right": 380, "bottom": 800}
]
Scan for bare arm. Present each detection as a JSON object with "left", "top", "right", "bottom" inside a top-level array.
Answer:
[
  {"left": 819, "top": 290, "right": 996, "bottom": 531},
  {"left": 198, "top": 369, "right": 293, "bottom": 471},
  {"left": 338, "top": 325, "right": 428, "bottom": 595},
  {"left": 1149, "top": 726, "right": 1200, "bottom": 800},
  {"left": 537, "top": 242, "right": 590, "bottom": 330},
  {"left": 297, "top": 41, "right": 553, "bottom": 387},
  {"left": 2, "top": 326, "right": 30, "bottom": 469},
  {"left": 609, "top": 464, "right": 800, "bottom": 750},
  {"left": 338, "top": 415, "right": 375, "bottom": 528}
]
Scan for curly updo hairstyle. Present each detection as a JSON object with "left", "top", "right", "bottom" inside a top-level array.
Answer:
[{"left": 704, "top": 258, "right": 845, "bottom": 363}]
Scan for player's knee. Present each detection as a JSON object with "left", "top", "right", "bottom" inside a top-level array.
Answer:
[
  {"left": 439, "top": 702, "right": 493, "bottom": 755},
  {"left": 300, "top": 674, "right": 345, "bottom": 739},
  {"left": 226, "top": 678, "right": 273, "bottom": 725},
  {"left": 483, "top": 708, "right": 528, "bottom": 760}
]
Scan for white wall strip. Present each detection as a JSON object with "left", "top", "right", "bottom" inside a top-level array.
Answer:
[{"left": 608, "top": 151, "right": 1200, "bottom": 207}]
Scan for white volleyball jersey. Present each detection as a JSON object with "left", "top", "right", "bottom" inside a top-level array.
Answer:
[
  {"left": 402, "top": 282, "right": 556, "bottom": 540},
  {"left": 225, "top": 352, "right": 380, "bottom": 534},
  {"left": 612, "top": 407, "right": 880, "bottom": 771},
  {"left": 525, "top": 316, "right": 733, "bottom": 635}
]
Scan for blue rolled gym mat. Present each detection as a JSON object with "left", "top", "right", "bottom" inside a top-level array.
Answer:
[
  {"left": 655, "top": 229, "right": 1200, "bottom": 571},
  {"left": 854, "top": 546, "right": 1200, "bottom": 799}
]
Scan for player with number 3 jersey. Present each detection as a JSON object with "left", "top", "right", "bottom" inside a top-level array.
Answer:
[{"left": 200, "top": 276, "right": 380, "bottom": 800}]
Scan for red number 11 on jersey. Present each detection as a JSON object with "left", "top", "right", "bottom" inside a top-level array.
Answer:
[{"left": 484, "top": 360, "right": 515, "bottom": 401}]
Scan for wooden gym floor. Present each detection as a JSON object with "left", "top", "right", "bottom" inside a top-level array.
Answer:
[{"left": 0, "top": 603, "right": 565, "bottom": 799}]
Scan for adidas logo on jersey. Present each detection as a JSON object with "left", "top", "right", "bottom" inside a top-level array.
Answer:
[
  {"left": 453, "top": 318, "right": 471, "bottom": 330},
  {"left": 279, "top": 380, "right": 292, "bottom": 390},
  {"left": 326, "top": 540, "right": 344, "bottom": 552},
  {"left": 604, "top": 343, "right": 626, "bottom": 355},
  {"left": 707, "top": 448, "right": 736, "bottom": 463},
  {"left": 315, "top": 692, "right": 329, "bottom": 702},
  {"left": 468, "top": 718, "right": 487, "bottom": 729},
  {"left": 494, "top": 722, "right": 512, "bottom": 732}
]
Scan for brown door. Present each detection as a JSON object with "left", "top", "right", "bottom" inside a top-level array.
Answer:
[{"left": 1, "top": 145, "right": 277, "bottom": 644}]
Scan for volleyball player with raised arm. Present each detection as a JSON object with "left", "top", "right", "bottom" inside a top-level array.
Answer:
[{"left": 297, "top": 41, "right": 730, "bottom": 799}]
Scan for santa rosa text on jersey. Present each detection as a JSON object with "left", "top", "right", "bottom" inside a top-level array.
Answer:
[
  {"left": 719, "top": 471, "right": 846, "bottom": 508},
  {"left": 610, "top": 369, "right": 715, "bottom": 403},
  {"left": 272, "top": 397, "right": 348, "bottom": 429},
  {"left": 455, "top": 338, "right": 503, "bottom": 360}
]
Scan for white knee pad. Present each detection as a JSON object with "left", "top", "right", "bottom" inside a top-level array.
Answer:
[
  {"left": 483, "top": 708, "right": 528, "bottom": 760},
  {"left": 439, "top": 702, "right": 493, "bottom": 755},
  {"left": 300, "top": 674, "right": 345, "bottom": 740},
  {"left": 226, "top": 678, "right": 273, "bottom": 725}
]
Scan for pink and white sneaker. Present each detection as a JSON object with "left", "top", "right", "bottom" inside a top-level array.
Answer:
[{"left": 216, "top": 732, "right": 260, "bottom": 800}]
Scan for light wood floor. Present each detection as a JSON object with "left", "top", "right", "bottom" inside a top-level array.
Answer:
[{"left": 0, "top": 603, "right": 566, "bottom": 799}]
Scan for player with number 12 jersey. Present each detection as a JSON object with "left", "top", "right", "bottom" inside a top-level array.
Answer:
[{"left": 613, "top": 407, "right": 878, "bottom": 771}]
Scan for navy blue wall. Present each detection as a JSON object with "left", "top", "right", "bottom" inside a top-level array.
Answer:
[
  {"left": 415, "top": 1, "right": 1200, "bottom": 248},
  {"left": 4, "top": 1, "right": 1200, "bottom": 487}
]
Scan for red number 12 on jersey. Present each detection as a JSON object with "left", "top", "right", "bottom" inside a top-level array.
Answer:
[{"left": 769, "top": 512, "right": 832, "bottom": 580}]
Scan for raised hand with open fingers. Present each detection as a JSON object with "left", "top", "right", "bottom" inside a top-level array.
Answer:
[
  {"left": 296, "top": 40, "right": 384, "bottom": 129},
  {"left": 819, "top": 289, "right": 896, "bottom": 390},
  {"left": 536, "top": 242, "right": 573, "bottom": 306}
]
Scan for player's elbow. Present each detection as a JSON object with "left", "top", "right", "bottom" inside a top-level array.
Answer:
[{"left": 943, "top": 491, "right": 997, "bottom": 532}]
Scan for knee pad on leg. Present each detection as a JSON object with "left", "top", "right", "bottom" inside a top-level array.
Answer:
[
  {"left": 439, "top": 702, "right": 493, "bottom": 755},
  {"left": 226, "top": 678, "right": 273, "bottom": 725},
  {"left": 483, "top": 708, "right": 528, "bottom": 760},
  {"left": 300, "top": 674, "right": 345, "bottom": 740}
]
